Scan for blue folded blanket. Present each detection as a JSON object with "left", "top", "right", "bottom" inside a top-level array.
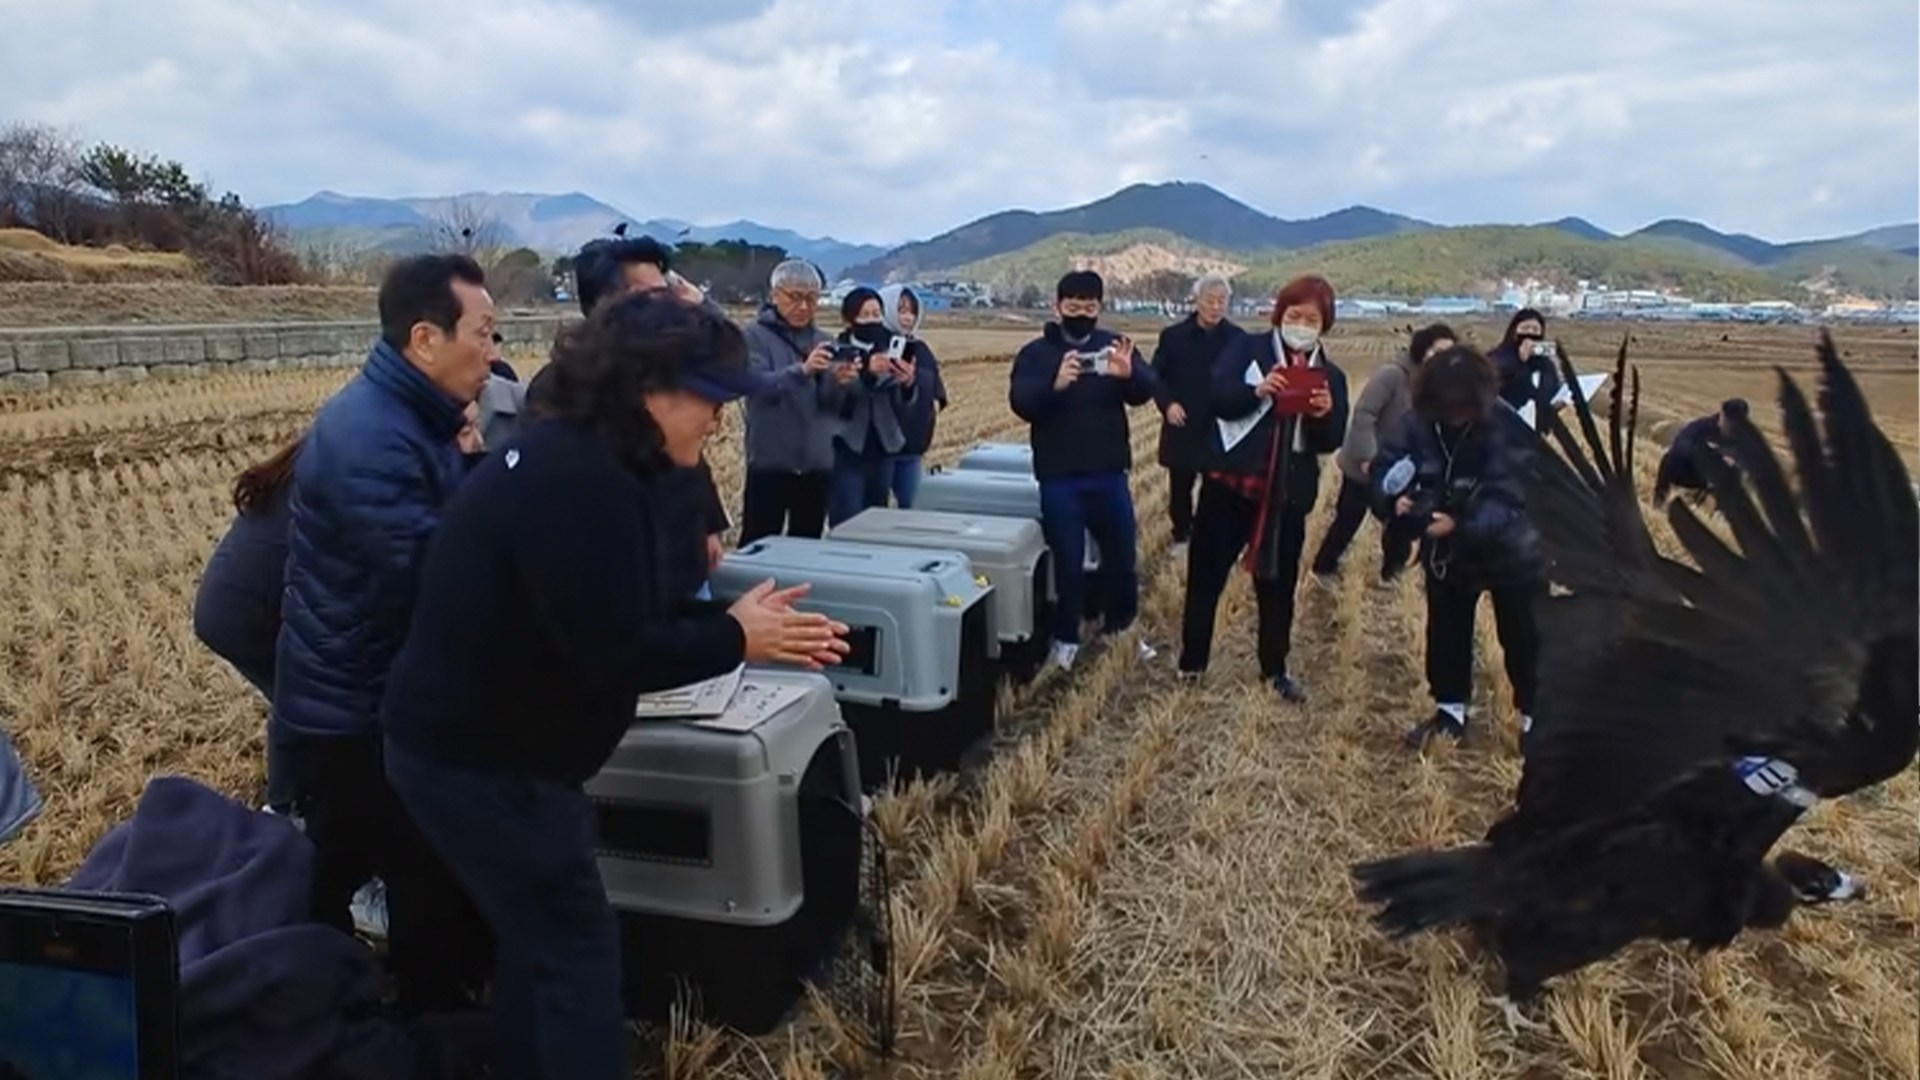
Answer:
[
  {"left": 0, "top": 727, "right": 40, "bottom": 846},
  {"left": 63, "top": 774, "right": 489, "bottom": 1079}
]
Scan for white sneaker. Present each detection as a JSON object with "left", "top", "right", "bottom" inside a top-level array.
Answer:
[
  {"left": 1048, "top": 641, "right": 1080, "bottom": 671},
  {"left": 351, "top": 879, "right": 390, "bottom": 940}
]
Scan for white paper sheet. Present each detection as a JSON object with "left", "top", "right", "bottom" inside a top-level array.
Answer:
[
  {"left": 1217, "top": 359, "right": 1274, "bottom": 452},
  {"left": 689, "top": 680, "right": 813, "bottom": 733},
  {"left": 633, "top": 664, "right": 745, "bottom": 719},
  {"left": 1558, "top": 372, "right": 1611, "bottom": 407},
  {"left": 1519, "top": 372, "right": 1610, "bottom": 430}
]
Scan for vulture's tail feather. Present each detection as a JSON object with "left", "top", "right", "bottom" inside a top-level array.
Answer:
[{"left": 1351, "top": 847, "right": 1503, "bottom": 939}]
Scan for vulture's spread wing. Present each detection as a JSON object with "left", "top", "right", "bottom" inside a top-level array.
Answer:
[
  {"left": 1505, "top": 332, "right": 1918, "bottom": 845},
  {"left": 1521, "top": 340, "right": 1682, "bottom": 601}
]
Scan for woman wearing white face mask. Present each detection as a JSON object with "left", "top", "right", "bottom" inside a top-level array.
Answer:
[{"left": 1176, "top": 275, "right": 1350, "bottom": 703}]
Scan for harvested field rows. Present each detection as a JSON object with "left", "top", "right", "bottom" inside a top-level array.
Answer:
[{"left": 0, "top": 316, "right": 1914, "bottom": 1079}]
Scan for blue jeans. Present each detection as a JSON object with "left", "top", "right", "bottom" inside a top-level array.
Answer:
[
  {"left": 828, "top": 441, "right": 893, "bottom": 525},
  {"left": 888, "top": 455, "right": 924, "bottom": 508},
  {"left": 1038, "top": 472, "right": 1139, "bottom": 644},
  {"left": 385, "top": 741, "right": 625, "bottom": 1080}
]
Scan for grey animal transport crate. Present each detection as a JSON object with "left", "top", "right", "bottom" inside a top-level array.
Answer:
[
  {"left": 915, "top": 470, "right": 1103, "bottom": 570},
  {"left": 710, "top": 538, "right": 998, "bottom": 791},
  {"left": 587, "top": 669, "right": 888, "bottom": 1038},
  {"left": 828, "top": 507, "right": 1052, "bottom": 682},
  {"left": 915, "top": 469, "right": 1110, "bottom": 624},
  {"left": 954, "top": 441, "right": 1034, "bottom": 475}
]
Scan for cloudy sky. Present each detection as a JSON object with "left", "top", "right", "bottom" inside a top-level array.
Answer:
[{"left": 4, "top": 0, "right": 1915, "bottom": 245}]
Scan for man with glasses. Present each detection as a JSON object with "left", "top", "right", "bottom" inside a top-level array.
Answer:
[
  {"left": 1009, "top": 269, "right": 1160, "bottom": 671},
  {"left": 738, "top": 259, "right": 855, "bottom": 542}
]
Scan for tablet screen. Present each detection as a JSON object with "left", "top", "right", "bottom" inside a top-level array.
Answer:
[{"left": 0, "top": 958, "right": 141, "bottom": 1080}]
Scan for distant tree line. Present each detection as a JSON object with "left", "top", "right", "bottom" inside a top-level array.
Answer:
[
  {"left": 550, "top": 238, "right": 793, "bottom": 306},
  {"left": 1003, "top": 268, "right": 1197, "bottom": 309},
  {"left": 0, "top": 120, "right": 302, "bottom": 285}
]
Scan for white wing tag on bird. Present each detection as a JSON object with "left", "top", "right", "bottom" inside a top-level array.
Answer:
[{"left": 1735, "top": 756, "right": 1818, "bottom": 808}]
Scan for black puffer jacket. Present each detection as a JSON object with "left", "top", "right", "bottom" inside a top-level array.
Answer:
[
  {"left": 1490, "top": 342, "right": 1563, "bottom": 413},
  {"left": 1372, "top": 404, "right": 1543, "bottom": 589},
  {"left": 1149, "top": 313, "right": 1244, "bottom": 470}
]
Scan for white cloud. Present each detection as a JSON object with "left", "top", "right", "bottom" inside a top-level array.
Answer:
[{"left": 1, "top": 0, "right": 1913, "bottom": 244}]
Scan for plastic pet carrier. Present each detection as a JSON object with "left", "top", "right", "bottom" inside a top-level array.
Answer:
[
  {"left": 828, "top": 507, "right": 1052, "bottom": 683},
  {"left": 914, "top": 470, "right": 1104, "bottom": 570},
  {"left": 954, "top": 441, "right": 1033, "bottom": 475},
  {"left": 587, "top": 668, "right": 893, "bottom": 1049},
  {"left": 915, "top": 470, "right": 1108, "bottom": 621},
  {"left": 711, "top": 538, "right": 998, "bottom": 790}
]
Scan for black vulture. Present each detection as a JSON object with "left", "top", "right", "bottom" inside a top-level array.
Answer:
[{"left": 1350, "top": 330, "right": 1917, "bottom": 1029}]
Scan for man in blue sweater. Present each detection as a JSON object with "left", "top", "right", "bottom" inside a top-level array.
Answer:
[{"left": 1009, "top": 269, "right": 1160, "bottom": 670}]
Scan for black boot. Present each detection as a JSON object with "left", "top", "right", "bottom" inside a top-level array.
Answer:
[{"left": 1404, "top": 708, "right": 1466, "bottom": 749}]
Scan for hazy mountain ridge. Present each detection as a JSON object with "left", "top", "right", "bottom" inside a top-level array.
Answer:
[
  {"left": 262, "top": 190, "right": 887, "bottom": 276},
  {"left": 841, "top": 181, "right": 1432, "bottom": 281},
  {"left": 264, "top": 183, "right": 1915, "bottom": 300}
]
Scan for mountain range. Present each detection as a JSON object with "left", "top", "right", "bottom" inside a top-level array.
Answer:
[
  {"left": 262, "top": 190, "right": 890, "bottom": 276},
  {"left": 264, "top": 183, "right": 1919, "bottom": 301}
]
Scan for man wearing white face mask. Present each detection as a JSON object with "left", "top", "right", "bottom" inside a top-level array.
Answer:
[{"left": 1177, "top": 274, "right": 1349, "bottom": 703}]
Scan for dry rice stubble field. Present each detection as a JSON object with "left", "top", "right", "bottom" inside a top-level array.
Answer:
[{"left": 0, "top": 316, "right": 1914, "bottom": 1079}]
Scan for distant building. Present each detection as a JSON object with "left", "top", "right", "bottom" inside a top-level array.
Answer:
[{"left": 1414, "top": 295, "right": 1488, "bottom": 315}]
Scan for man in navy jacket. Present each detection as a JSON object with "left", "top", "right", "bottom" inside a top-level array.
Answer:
[
  {"left": 527, "top": 234, "right": 733, "bottom": 596},
  {"left": 1654, "top": 398, "right": 1748, "bottom": 503},
  {"left": 1008, "top": 269, "right": 1159, "bottom": 670},
  {"left": 273, "top": 253, "right": 497, "bottom": 1013}
]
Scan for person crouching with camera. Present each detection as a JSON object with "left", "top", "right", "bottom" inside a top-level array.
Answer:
[
  {"left": 1175, "top": 274, "right": 1348, "bottom": 702},
  {"left": 1372, "top": 344, "right": 1544, "bottom": 750}
]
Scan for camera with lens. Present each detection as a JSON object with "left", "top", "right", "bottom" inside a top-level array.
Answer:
[
  {"left": 828, "top": 341, "right": 870, "bottom": 366},
  {"left": 1381, "top": 457, "right": 1477, "bottom": 542},
  {"left": 1069, "top": 347, "right": 1112, "bottom": 376}
]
